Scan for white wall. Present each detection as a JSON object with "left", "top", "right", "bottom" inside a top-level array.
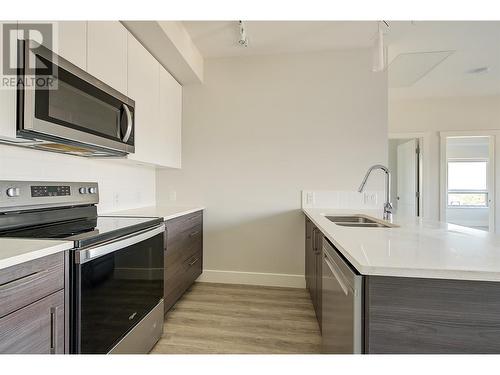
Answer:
[
  {"left": 389, "top": 95, "right": 500, "bottom": 228},
  {"left": 0, "top": 145, "right": 156, "bottom": 213},
  {"left": 157, "top": 49, "right": 388, "bottom": 287}
]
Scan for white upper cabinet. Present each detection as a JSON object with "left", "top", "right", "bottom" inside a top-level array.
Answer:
[
  {"left": 159, "top": 66, "right": 182, "bottom": 168},
  {"left": 16, "top": 21, "right": 87, "bottom": 70},
  {"left": 0, "top": 21, "right": 17, "bottom": 140},
  {"left": 127, "top": 33, "right": 160, "bottom": 166},
  {"left": 87, "top": 21, "right": 127, "bottom": 94},
  {"left": 54, "top": 21, "right": 87, "bottom": 70}
]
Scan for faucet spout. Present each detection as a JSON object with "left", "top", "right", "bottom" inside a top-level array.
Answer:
[{"left": 358, "top": 164, "right": 392, "bottom": 221}]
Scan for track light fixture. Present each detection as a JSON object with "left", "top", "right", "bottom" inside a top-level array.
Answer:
[
  {"left": 372, "top": 21, "right": 389, "bottom": 72},
  {"left": 238, "top": 20, "right": 248, "bottom": 47}
]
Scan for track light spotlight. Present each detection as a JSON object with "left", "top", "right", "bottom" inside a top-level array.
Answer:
[{"left": 238, "top": 21, "right": 248, "bottom": 47}]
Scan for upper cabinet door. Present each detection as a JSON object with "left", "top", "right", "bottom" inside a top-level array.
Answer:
[
  {"left": 17, "top": 21, "right": 87, "bottom": 70},
  {"left": 53, "top": 21, "right": 87, "bottom": 70},
  {"left": 159, "top": 66, "right": 182, "bottom": 168},
  {"left": 87, "top": 21, "right": 127, "bottom": 94},
  {"left": 127, "top": 33, "right": 160, "bottom": 165}
]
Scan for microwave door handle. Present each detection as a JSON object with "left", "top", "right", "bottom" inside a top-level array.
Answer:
[{"left": 121, "top": 104, "right": 132, "bottom": 143}]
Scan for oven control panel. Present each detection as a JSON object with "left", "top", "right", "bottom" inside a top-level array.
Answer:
[
  {"left": 0, "top": 181, "right": 99, "bottom": 212},
  {"left": 31, "top": 185, "right": 71, "bottom": 197}
]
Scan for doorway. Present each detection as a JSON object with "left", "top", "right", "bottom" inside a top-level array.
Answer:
[
  {"left": 388, "top": 136, "right": 423, "bottom": 218},
  {"left": 440, "top": 133, "right": 495, "bottom": 232}
]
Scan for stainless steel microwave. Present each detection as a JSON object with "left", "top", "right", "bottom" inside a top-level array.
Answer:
[{"left": 10, "top": 39, "right": 135, "bottom": 157}]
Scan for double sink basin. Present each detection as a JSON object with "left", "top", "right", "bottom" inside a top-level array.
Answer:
[{"left": 325, "top": 215, "right": 395, "bottom": 228}]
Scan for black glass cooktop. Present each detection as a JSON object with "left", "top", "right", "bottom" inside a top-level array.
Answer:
[{"left": 0, "top": 215, "right": 162, "bottom": 248}]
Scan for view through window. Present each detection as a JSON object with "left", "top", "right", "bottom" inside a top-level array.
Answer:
[{"left": 447, "top": 160, "right": 488, "bottom": 207}]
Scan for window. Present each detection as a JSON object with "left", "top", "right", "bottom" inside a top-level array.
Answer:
[{"left": 447, "top": 160, "right": 488, "bottom": 207}]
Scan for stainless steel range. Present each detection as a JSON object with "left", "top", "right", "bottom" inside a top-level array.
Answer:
[{"left": 0, "top": 180, "right": 164, "bottom": 354}]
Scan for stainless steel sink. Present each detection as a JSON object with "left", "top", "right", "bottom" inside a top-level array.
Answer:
[
  {"left": 334, "top": 222, "right": 389, "bottom": 228},
  {"left": 325, "top": 215, "right": 395, "bottom": 228},
  {"left": 326, "top": 216, "right": 378, "bottom": 224}
]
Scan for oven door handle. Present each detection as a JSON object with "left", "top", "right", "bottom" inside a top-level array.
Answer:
[{"left": 76, "top": 224, "right": 165, "bottom": 264}]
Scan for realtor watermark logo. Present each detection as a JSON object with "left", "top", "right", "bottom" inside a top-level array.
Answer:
[{"left": 1, "top": 22, "right": 58, "bottom": 90}]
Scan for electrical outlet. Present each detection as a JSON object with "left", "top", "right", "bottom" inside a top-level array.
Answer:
[
  {"left": 169, "top": 190, "right": 177, "bottom": 202},
  {"left": 363, "top": 192, "right": 377, "bottom": 206},
  {"left": 306, "top": 192, "right": 315, "bottom": 205},
  {"left": 113, "top": 192, "right": 120, "bottom": 206}
]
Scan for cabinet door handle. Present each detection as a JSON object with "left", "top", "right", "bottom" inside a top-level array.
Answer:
[
  {"left": 312, "top": 228, "right": 316, "bottom": 250},
  {"left": 324, "top": 253, "right": 350, "bottom": 296},
  {"left": 188, "top": 257, "right": 199, "bottom": 267},
  {"left": 189, "top": 230, "right": 200, "bottom": 238},
  {"left": 50, "top": 307, "right": 56, "bottom": 354}
]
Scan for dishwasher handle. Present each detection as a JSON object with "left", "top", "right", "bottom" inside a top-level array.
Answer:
[{"left": 324, "top": 252, "right": 350, "bottom": 296}]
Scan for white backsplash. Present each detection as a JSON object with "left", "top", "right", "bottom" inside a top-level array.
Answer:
[
  {"left": 301, "top": 190, "right": 384, "bottom": 210},
  {"left": 0, "top": 145, "right": 156, "bottom": 213}
]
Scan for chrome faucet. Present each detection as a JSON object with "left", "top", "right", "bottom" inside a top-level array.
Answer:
[{"left": 358, "top": 164, "right": 393, "bottom": 221}]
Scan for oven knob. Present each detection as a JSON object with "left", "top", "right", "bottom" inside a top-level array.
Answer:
[
  {"left": 79, "top": 187, "right": 87, "bottom": 194},
  {"left": 6, "top": 187, "right": 20, "bottom": 197},
  {"left": 88, "top": 187, "right": 97, "bottom": 194}
]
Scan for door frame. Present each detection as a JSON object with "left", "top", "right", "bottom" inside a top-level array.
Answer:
[
  {"left": 439, "top": 130, "right": 496, "bottom": 232},
  {"left": 389, "top": 132, "right": 429, "bottom": 218}
]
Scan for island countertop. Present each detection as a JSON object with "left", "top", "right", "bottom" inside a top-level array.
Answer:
[{"left": 304, "top": 207, "right": 500, "bottom": 282}]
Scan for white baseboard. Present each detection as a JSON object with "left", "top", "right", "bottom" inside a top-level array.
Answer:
[{"left": 196, "top": 269, "right": 306, "bottom": 289}]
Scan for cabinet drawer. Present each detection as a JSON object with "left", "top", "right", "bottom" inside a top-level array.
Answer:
[
  {"left": 0, "top": 290, "right": 64, "bottom": 354},
  {"left": 166, "top": 211, "right": 202, "bottom": 261},
  {"left": 183, "top": 250, "right": 202, "bottom": 284},
  {"left": 166, "top": 212, "right": 202, "bottom": 243},
  {"left": 0, "top": 253, "right": 64, "bottom": 318},
  {"left": 164, "top": 249, "right": 202, "bottom": 312}
]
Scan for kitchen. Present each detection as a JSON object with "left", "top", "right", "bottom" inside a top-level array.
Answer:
[{"left": 0, "top": 1, "right": 500, "bottom": 373}]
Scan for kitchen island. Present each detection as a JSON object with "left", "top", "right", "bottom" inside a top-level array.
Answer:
[{"left": 304, "top": 208, "right": 500, "bottom": 353}]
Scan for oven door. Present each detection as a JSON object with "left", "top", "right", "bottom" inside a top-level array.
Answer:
[
  {"left": 17, "top": 39, "right": 135, "bottom": 155},
  {"left": 72, "top": 224, "right": 164, "bottom": 354}
]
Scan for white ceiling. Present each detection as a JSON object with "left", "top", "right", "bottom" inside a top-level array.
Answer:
[
  {"left": 183, "top": 21, "right": 378, "bottom": 58},
  {"left": 183, "top": 21, "right": 500, "bottom": 99},
  {"left": 386, "top": 21, "right": 500, "bottom": 99}
]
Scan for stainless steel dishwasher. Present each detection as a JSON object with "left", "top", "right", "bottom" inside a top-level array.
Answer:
[{"left": 322, "top": 238, "right": 363, "bottom": 354}]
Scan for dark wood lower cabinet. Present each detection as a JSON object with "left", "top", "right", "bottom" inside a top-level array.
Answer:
[
  {"left": 305, "top": 218, "right": 322, "bottom": 331},
  {"left": 164, "top": 210, "right": 203, "bottom": 313},
  {"left": 0, "top": 290, "right": 64, "bottom": 354},
  {"left": 0, "top": 253, "right": 66, "bottom": 354},
  {"left": 364, "top": 276, "right": 500, "bottom": 354}
]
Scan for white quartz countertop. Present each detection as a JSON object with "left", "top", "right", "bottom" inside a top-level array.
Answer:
[
  {"left": 304, "top": 207, "right": 500, "bottom": 282},
  {"left": 107, "top": 205, "right": 204, "bottom": 221},
  {"left": 0, "top": 238, "right": 73, "bottom": 271}
]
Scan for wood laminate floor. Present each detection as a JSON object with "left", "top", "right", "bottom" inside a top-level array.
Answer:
[{"left": 151, "top": 282, "right": 321, "bottom": 354}]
